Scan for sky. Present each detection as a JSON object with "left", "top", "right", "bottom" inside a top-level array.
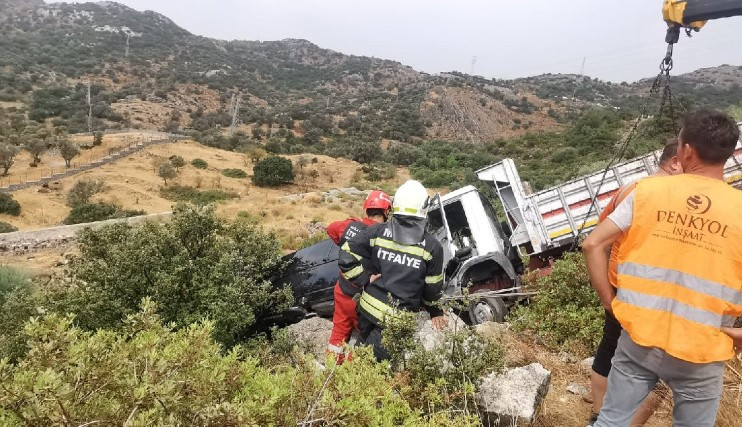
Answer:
[{"left": 111, "top": 0, "right": 742, "bottom": 83}]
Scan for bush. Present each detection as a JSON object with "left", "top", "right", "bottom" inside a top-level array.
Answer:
[
  {"left": 510, "top": 252, "right": 603, "bottom": 355},
  {"left": 191, "top": 158, "right": 208, "bottom": 169},
  {"left": 160, "top": 185, "right": 237, "bottom": 205},
  {"left": 49, "top": 205, "right": 292, "bottom": 348},
  {"left": 63, "top": 203, "right": 118, "bottom": 225},
  {"left": 222, "top": 168, "right": 248, "bottom": 179},
  {"left": 0, "top": 193, "right": 21, "bottom": 216},
  {"left": 253, "top": 156, "right": 294, "bottom": 187},
  {"left": 0, "top": 266, "right": 35, "bottom": 361},
  {"left": 0, "top": 302, "right": 455, "bottom": 426},
  {"left": 66, "top": 179, "right": 105, "bottom": 208},
  {"left": 0, "top": 221, "right": 17, "bottom": 233}
]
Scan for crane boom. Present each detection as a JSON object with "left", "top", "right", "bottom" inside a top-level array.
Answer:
[{"left": 663, "top": 0, "right": 742, "bottom": 30}]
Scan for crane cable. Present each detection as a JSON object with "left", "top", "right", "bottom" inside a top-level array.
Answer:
[{"left": 569, "top": 45, "right": 681, "bottom": 251}]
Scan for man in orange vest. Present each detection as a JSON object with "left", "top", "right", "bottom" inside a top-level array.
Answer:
[
  {"left": 587, "top": 139, "right": 683, "bottom": 427},
  {"left": 584, "top": 109, "right": 742, "bottom": 427}
]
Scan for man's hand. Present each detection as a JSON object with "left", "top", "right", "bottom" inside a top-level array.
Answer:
[
  {"left": 370, "top": 274, "right": 381, "bottom": 283},
  {"left": 431, "top": 315, "right": 448, "bottom": 331},
  {"left": 721, "top": 327, "right": 742, "bottom": 350}
]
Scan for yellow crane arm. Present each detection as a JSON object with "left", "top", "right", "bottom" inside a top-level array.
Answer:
[{"left": 663, "top": 0, "right": 742, "bottom": 31}]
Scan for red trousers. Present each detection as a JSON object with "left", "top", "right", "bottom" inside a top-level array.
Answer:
[{"left": 327, "top": 282, "right": 358, "bottom": 361}]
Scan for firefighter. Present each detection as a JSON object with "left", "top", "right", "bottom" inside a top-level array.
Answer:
[
  {"left": 325, "top": 190, "right": 392, "bottom": 362},
  {"left": 584, "top": 109, "right": 742, "bottom": 427},
  {"left": 338, "top": 180, "right": 447, "bottom": 362}
]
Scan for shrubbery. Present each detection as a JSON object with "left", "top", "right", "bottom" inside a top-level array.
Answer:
[
  {"left": 253, "top": 156, "right": 294, "bottom": 187},
  {"left": 222, "top": 168, "right": 248, "bottom": 178},
  {"left": 0, "top": 222, "right": 18, "bottom": 233},
  {"left": 0, "top": 301, "right": 479, "bottom": 426},
  {"left": 63, "top": 203, "right": 144, "bottom": 225},
  {"left": 510, "top": 252, "right": 603, "bottom": 355},
  {"left": 0, "top": 267, "right": 35, "bottom": 361},
  {"left": 49, "top": 205, "right": 292, "bottom": 348},
  {"left": 0, "top": 193, "right": 21, "bottom": 216},
  {"left": 191, "top": 158, "right": 208, "bottom": 169},
  {"left": 160, "top": 185, "right": 237, "bottom": 205}
]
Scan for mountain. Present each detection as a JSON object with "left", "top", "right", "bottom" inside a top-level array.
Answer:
[{"left": 0, "top": 0, "right": 740, "bottom": 146}]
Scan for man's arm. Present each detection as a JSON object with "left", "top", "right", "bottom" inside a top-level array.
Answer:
[
  {"left": 326, "top": 219, "right": 349, "bottom": 245},
  {"left": 338, "top": 226, "right": 374, "bottom": 289},
  {"left": 582, "top": 220, "right": 624, "bottom": 312},
  {"left": 721, "top": 326, "right": 742, "bottom": 351}
]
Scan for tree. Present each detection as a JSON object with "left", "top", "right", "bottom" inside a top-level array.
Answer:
[
  {"left": 51, "top": 205, "right": 292, "bottom": 348},
  {"left": 158, "top": 163, "right": 177, "bottom": 185},
  {"left": 93, "top": 132, "right": 104, "bottom": 146},
  {"left": 0, "top": 144, "right": 19, "bottom": 176},
  {"left": 169, "top": 155, "right": 186, "bottom": 171},
  {"left": 246, "top": 147, "right": 267, "bottom": 164},
  {"left": 252, "top": 156, "right": 294, "bottom": 187},
  {"left": 58, "top": 139, "right": 80, "bottom": 168},
  {"left": 297, "top": 155, "right": 311, "bottom": 171},
  {"left": 0, "top": 193, "right": 21, "bottom": 216},
  {"left": 25, "top": 139, "right": 47, "bottom": 165},
  {"left": 67, "top": 179, "right": 106, "bottom": 207}
]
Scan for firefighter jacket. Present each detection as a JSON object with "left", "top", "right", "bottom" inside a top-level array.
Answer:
[
  {"left": 338, "top": 222, "right": 445, "bottom": 326},
  {"left": 613, "top": 174, "right": 742, "bottom": 363},
  {"left": 326, "top": 217, "right": 377, "bottom": 297}
]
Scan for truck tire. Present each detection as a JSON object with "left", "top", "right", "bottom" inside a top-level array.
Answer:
[{"left": 468, "top": 295, "right": 507, "bottom": 325}]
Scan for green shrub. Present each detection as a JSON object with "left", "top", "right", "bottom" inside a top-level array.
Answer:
[
  {"left": 160, "top": 185, "right": 237, "bottom": 205},
  {"left": 362, "top": 162, "right": 397, "bottom": 182},
  {"left": 510, "top": 252, "right": 603, "bottom": 355},
  {"left": 0, "top": 301, "right": 462, "bottom": 426},
  {"left": 63, "top": 203, "right": 118, "bottom": 225},
  {"left": 0, "top": 221, "right": 17, "bottom": 233},
  {"left": 169, "top": 155, "right": 186, "bottom": 171},
  {"left": 0, "top": 266, "right": 35, "bottom": 361},
  {"left": 191, "top": 158, "right": 208, "bottom": 169},
  {"left": 252, "top": 156, "right": 294, "bottom": 187},
  {"left": 49, "top": 205, "right": 292, "bottom": 348},
  {"left": 222, "top": 168, "right": 248, "bottom": 179},
  {"left": 0, "top": 193, "right": 21, "bottom": 216}
]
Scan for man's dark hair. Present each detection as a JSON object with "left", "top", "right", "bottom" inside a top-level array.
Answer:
[
  {"left": 659, "top": 138, "right": 679, "bottom": 165},
  {"left": 366, "top": 208, "right": 386, "bottom": 218},
  {"left": 680, "top": 109, "right": 739, "bottom": 165}
]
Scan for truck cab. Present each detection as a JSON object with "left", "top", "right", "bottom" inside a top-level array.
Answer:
[{"left": 427, "top": 185, "right": 523, "bottom": 323}]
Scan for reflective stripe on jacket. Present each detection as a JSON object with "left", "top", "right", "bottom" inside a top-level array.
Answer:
[
  {"left": 327, "top": 217, "right": 377, "bottom": 297},
  {"left": 613, "top": 174, "right": 742, "bottom": 363},
  {"left": 338, "top": 222, "right": 445, "bottom": 325}
]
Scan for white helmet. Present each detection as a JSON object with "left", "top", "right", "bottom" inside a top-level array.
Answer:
[{"left": 392, "top": 180, "right": 430, "bottom": 219}]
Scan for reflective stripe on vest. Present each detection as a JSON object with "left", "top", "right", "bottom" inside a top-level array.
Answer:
[
  {"left": 358, "top": 292, "right": 401, "bottom": 323},
  {"left": 614, "top": 175, "right": 742, "bottom": 363}
]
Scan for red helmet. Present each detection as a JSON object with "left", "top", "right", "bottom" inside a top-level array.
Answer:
[{"left": 364, "top": 190, "right": 392, "bottom": 211}]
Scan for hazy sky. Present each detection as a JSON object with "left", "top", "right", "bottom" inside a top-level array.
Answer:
[{"left": 112, "top": 0, "right": 742, "bottom": 83}]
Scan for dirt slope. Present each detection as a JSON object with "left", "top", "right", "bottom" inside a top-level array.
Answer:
[{"left": 0, "top": 138, "right": 410, "bottom": 246}]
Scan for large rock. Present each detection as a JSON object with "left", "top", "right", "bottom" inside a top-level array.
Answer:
[
  {"left": 477, "top": 363, "right": 551, "bottom": 426},
  {"left": 414, "top": 311, "right": 467, "bottom": 351},
  {"left": 285, "top": 317, "right": 333, "bottom": 360}
]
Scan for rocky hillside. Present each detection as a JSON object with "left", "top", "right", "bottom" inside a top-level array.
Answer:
[{"left": 2, "top": 0, "right": 739, "bottom": 146}]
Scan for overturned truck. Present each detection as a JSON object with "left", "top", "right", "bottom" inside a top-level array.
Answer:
[{"left": 272, "top": 185, "right": 524, "bottom": 326}]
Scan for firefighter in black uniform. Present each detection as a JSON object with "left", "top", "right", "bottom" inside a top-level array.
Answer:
[{"left": 338, "top": 180, "right": 447, "bottom": 361}]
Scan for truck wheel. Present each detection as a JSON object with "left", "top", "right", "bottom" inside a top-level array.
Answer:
[{"left": 468, "top": 296, "right": 506, "bottom": 324}]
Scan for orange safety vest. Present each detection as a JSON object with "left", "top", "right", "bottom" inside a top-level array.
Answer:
[
  {"left": 599, "top": 182, "right": 638, "bottom": 287},
  {"left": 613, "top": 174, "right": 742, "bottom": 363}
]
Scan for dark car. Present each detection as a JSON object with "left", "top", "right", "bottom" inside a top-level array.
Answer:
[{"left": 267, "top": 238, "right": 340, "bottom": 325}]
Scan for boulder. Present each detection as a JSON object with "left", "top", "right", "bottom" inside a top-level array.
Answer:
[
  {"left": 477, "top": 363, "right": 551, "bottom": 426},
  {"left": 414, "top": 311, "right": 467, "bottom": 351},
  {"left": 285, "top": 317, "right": 333, "bottom": 360},
  {"left": 579, "top": 357, "right": 595, "bottom": 372}
]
